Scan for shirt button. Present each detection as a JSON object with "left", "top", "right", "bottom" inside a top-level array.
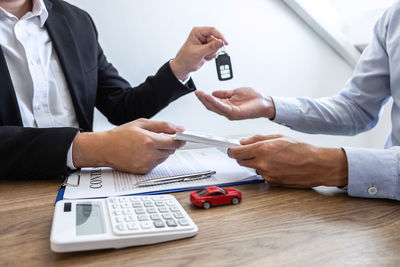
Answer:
[{"left": 368, "top": 186, "right": 378, "bottom": 195}]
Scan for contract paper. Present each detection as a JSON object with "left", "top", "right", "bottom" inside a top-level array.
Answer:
[{"left": 63, "top": 147, "right": 262, "bottom": 199}]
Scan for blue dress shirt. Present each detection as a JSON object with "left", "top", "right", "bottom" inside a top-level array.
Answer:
[{"left": 272, "top": 2, "right": 400, "bottom": 201}]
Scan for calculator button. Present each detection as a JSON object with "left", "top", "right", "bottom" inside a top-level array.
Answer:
[
  {"left": 143, "top": 201, "right": 153, "bottom": 207},
  {"left": 129, "top": 197, "right": 139, "bottom": 202},
  {"left": 120, "top": 203, "right": 129, "bottom": 209},
  {"left": 113, "top": 210, "right": 121, "bottom": 216},
  {"left": 147, "top": 207, "right": 157, "bottom": 213},
  {"left": 118, "top": 197, "right": 127, "bottom": 203},
  {"left": 115, "top": 217, "right": 123, "bottom": 223},
  {"left": 169, "top": 206, "right": 180, "bottom": 212},
  {"left": 152, "top": 195, "right": 167, "bottom": 201},
  {"left": 138, "top": 214, "right": 149, "bottom": 221},
  {"left": 140, "top": 221, "right": 152, "bottom": 229},
  {"left": 153, "top": 220, "right": 165, "bottom": 228},
  {"left": 159, "top": 207, "right": 169, "bottom": 213},
  {"left": 112, "top": 204, "right": 119, "bottom": 209},
  {"left": 150, "top": 214, "right": 161, "bottom": 220},
  {"left": 124, "top": 215, "right": 135, "bottom": 222},
  {"left": 135, "top": 208, "right": 146, "bottom": 214},
  {"left": 166, "top": 219, "right": 178, "bottom": 227},
  {"left": 174, "top": 211, "right": 184, "bottom": 219},
  {"left": 127, "top": 222, "right": 139, "bottom": 230},
  {"left": 178, "top": 219, "right": 190, "bottom": 226},
  {"left": 140, "top": 196, "right": 150, "bottom": 201},
  {"left": 116, "top": 223, "right": 126, "bottom": 231},
  {"left": 155, "top": 201, "right": 165, "bottom": 207},
  {"left": 132, "top": 201, "right": 142, "bottom": 208},
  {"left": 162, "top": 213, "right": 173, "bottom": 220},
  {"left": 166, "top": 200, "right": 174, "bottom": 206},
  {"left": 108, "top": 198, "right": 116, "bottom": 203},
  {"left": 123, "top": 209, "right": 133, "bottom": 215}
]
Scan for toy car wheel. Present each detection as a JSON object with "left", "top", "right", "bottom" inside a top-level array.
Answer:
[
  {"left": 231, "top": 197, "right": 240, "bottom": 205},
  {"left": 202, "top": 201, "right": 211, "bottom": 209}
]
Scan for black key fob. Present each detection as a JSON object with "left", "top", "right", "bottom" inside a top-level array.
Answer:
[{"left": 215, "top": 52, "right": 233, "bottom": 81}]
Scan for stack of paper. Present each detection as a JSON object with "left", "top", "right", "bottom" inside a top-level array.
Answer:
[{"left": 63, "top": 147, "right": 263, "bottom": 199}]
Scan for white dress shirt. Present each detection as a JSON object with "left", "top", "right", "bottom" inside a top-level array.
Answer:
[{"left": 0, "top": 0, "right": 78, "bottom": 168}]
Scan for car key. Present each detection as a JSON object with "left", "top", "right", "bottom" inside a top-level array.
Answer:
[{"left": 215, "top": 42, "right": 233, "bottom": 81}]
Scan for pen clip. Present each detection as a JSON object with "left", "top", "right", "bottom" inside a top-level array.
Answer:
[{"left": 134, "top": 170, "right": 216, "bottom": 187}]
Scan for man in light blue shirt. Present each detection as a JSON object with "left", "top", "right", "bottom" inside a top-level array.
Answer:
[{"left": 195, "top": 2, "right": 400, "bottom": 201}]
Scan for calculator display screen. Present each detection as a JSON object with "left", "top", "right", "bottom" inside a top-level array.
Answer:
[{"left": 76, "top": 203, "right": 105, "bottom": 236}]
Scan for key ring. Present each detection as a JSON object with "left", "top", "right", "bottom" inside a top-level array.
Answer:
[{"left": 221, "top": 40, "right": 226, "bottom": 53}]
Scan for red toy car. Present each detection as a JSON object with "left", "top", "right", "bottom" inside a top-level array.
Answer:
[{"left": 190, "top": 186, "right": 242, "bottom": 209}]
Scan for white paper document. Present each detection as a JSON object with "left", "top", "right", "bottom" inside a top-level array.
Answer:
[
  {"left": 174, "top": 131, "right": 240, "bottom": 148},
  {"left": 63, "top": 147, "right": 262, "bottom": 199}
]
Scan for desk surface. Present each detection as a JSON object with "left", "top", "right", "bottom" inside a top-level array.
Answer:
[{"left": 1, "top": 180, "right": 399, "bottom": 267}]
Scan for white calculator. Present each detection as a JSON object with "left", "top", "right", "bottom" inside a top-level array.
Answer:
[{"left": 50, "top": 195, "right": 198, "bottom": 252}]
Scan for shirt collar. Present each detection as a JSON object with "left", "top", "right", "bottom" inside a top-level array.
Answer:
[
  {"left": 33, "top": 0, "right": 49, "bottom": 27},
  {"left": 0, "top": 0, "right": 48, "bottom": 27}
]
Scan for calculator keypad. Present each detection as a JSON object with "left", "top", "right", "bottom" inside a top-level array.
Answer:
[{"left": 107, "top": 195, "right": 195, "bottom": 235}]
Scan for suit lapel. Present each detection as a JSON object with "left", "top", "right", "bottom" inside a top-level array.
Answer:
[
  {"left": 0, "top": 46, "right": 23, "bottom": 126},
  {"left": 44, "top": 0, "right": 91, "bottom": 130}
]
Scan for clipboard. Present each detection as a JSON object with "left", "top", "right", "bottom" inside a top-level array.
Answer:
[
  {"left": 55, "top": 147, "right": 265, "bottom": 202},
  {"left": 55, "top": 172, "right": 263, "bottom": 202}
]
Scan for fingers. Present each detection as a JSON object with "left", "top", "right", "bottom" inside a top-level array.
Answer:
[
  {"left": 227, "top": 143, "right": 260, "bottom": 160},
  {"left": 137, "top": 119, "right": 184, "bottom": 134},
  {"left": 236, "top": 159, "right": 258, "bottom": 169},
  {"left": 194, "top": 27, "right": 228, "bottom": 45},
  {"left": 212, "top": 90, "right": 235, "bottom": 99},
  {"left": 205, "top": 52, "right": 217, "bottom": 61},
  {"left": 199, "top": 38, "right": 223, "bottom": 56},
  {"left": 195, "top": 91, "right": 233, "bottom": 117},
  {"left": 240, "top": 134, "right": 283, "bottom": 145}
]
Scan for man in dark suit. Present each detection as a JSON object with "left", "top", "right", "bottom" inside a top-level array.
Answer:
[{"left": 0, "top": 0, "right": 227, "bottom": 179}]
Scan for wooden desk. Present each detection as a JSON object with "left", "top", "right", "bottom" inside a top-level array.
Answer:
[{"left": 1, "top": 180, "right": 399, "bottom": 266}]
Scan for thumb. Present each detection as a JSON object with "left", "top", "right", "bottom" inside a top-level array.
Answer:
[
  {"left": 240, "top": 134, "right": 283, "bottom": 145},
  {"left": 139, "top": 120, "right": 185, "bottom": 134},
  {"left": 199, "top": 39, "right": 223, "bottom": 56}
]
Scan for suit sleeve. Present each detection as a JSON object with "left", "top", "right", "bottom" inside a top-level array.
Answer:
[
  {"left": 0, "top": 126, "right": 79, "bottom": 180},
  {"left": 88, "top": 15, "right": 196, "bottom": 125}
]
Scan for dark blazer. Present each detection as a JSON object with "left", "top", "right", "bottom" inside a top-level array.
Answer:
[{"left": 0, "top": 0, "right": 195, "bottom": 179}]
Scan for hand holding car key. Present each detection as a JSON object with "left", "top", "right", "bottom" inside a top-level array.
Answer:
[{"left": 215, "top": 41, "right": 233, "bottom": 81}]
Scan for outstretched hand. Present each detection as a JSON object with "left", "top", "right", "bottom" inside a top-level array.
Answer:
[{"left": 195, "top": 87, "right": 275, "bottom": 120}]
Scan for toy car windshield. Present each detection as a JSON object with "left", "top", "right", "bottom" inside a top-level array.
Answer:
[
  {"left": 197, "top": 189, "right": 209, "bottom": 196},
  {"left": 218, "top": 188, "right": 227, "bottom": 194}
]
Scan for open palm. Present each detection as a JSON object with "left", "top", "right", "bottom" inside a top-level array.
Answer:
[{"left": 195, "top": 87, "right": 273, "bottom": 120}]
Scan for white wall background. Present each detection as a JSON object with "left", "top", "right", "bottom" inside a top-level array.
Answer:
[{"left": 67, "top": 0, "right": 391, "bottom": 149}]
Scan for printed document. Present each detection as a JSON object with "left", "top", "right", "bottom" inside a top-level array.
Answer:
[{"left": 63, "top": 147, "right": 262, "bottom": 199}]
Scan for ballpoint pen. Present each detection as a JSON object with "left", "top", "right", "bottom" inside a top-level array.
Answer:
[{"left": 134, "top": 170, "right": 216, "bottom": 187}]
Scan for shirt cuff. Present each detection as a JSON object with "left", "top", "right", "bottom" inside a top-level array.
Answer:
[
  {"left": 66, "top": 142, "right": 77, "bottom": 170},
  {"left": 179, "top": 75, "right": 191, "bottom": 85},
  {"left": 271, "top": 96, "right": 302, "bottom": 126},
  {"left": 343, "top": 147, "right": 399, "bottom": 200},
  {"left": 169, "top": 59, "right": 191, "bottom": 85}
]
